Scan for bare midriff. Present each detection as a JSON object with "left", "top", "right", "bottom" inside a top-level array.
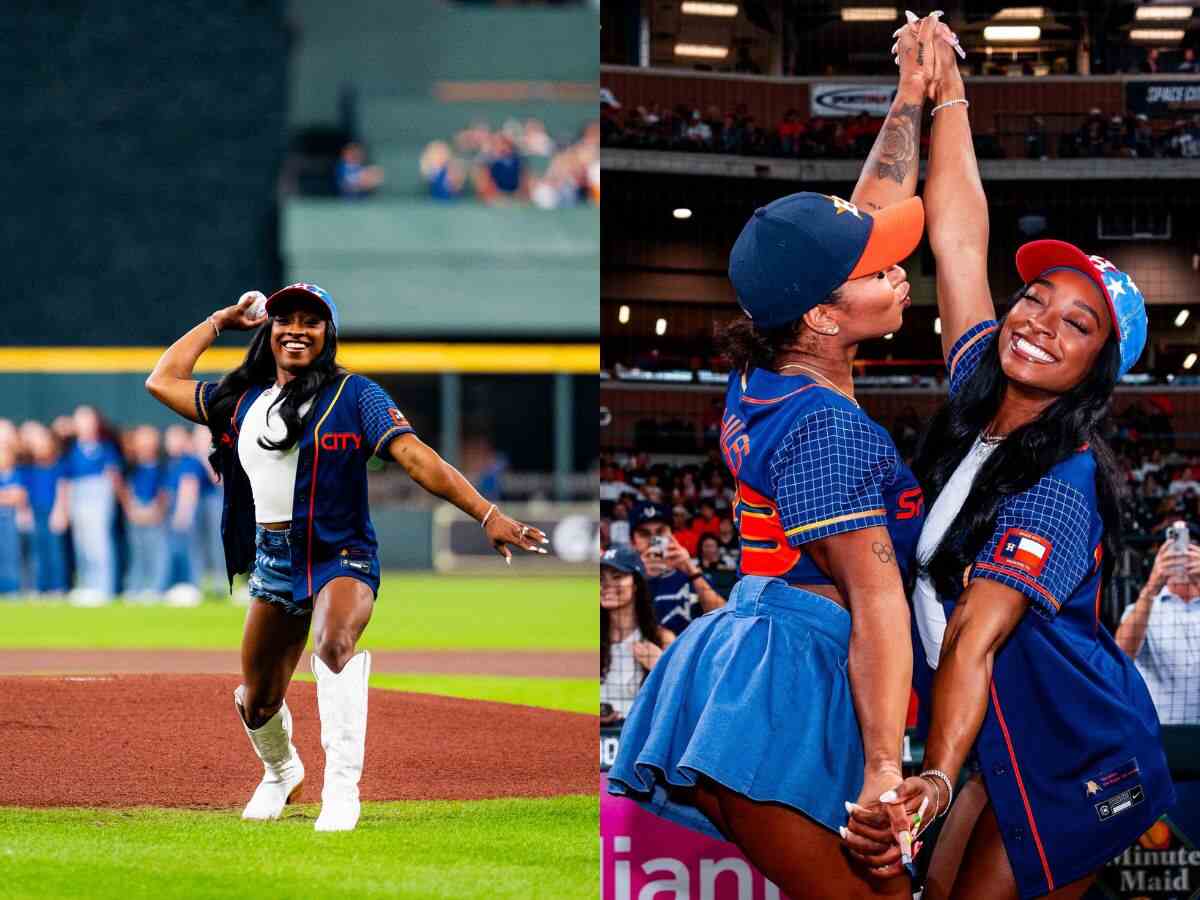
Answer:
[{"left": 261, "top": 521, "right": 290, "bottom": 531}]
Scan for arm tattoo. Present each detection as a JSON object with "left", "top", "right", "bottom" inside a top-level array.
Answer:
[
  {"left": 874, "top": 102, "right": 921, "bottom": 184},
  {"left": 872, "top": 541, "right": 895, "bottom": 565},
  {"left": 917, "top": 40, "right": 925, "bottom": 66}
]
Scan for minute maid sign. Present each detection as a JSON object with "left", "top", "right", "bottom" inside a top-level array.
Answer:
[
  {"left": 1096, "top": 817, "right": 1200, "bottom": 899},
  {"left": 811, "top": 83, "right": 898, "bottom": 118}
]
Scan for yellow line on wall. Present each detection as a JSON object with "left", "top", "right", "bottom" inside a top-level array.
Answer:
[{"left": 0, "top": 344, "right": 599, "bottom": 374}]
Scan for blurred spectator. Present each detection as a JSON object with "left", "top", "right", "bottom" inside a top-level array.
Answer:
[
  {"left": 193, "top": 424, "right": 225, "bottom": 591},
  {"left": 1116, "top": 529, "right": 1200, "bottom": 724},
  {"left": 627, "top": 500, "right": 724, "bottom": 634},
  {"left": 600, "top": 544, "right": 672, "bottom": 723},
  {"left": 162, "top": 425, "right": 204, "bottom": 607},
  {"left": 65, "top": 405, "right": 122, "bottom": 606},
  {"left": 1025, "top": 116, "right": 1047, "bottom": 160},
  {"left": 671, "top": 504, "right": 698, "bottom": 556},
  {"left": 1132, "top": 114, "right": 1157, "bottom": 158},
  {"left": 1141, "top": 48, "right": 1162, "bottom": 74},
  {"left": 1169, "top": 465, "right": 1200, "bottom": 496},
  {"left": 474, "top": 133, "right": 528, "bottom": 203},
  {"left": 1178, "top": 47, "right": 1199, "bottom": 73},
  {"left": 696, "top": 532, "right": 736, "bottom": 600},
  {"left": 0, "top": 438, "right": 29, "bottom": 595},
  {"left": 335, "top": 142, "right": 385, "bottom": 198},
  {"left": 420, "top": 141, "right": 467, "bottom": 201},
  {"left": 121, "top": 425, "right": 167, "bottom": 601},
  {"left": 717, "top": 516, "right": 740, "bottom": 569},
  {"left": 18, "top": 422, "right": 69, "bottom": 595}
]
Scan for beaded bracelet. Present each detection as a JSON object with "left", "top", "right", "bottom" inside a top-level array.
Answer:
[{"left": 932, "top": 98, "right": 969, "bottom": 117}]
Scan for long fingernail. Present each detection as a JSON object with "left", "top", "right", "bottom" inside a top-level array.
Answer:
[
  {"left": 905, "top": 10, "right": 918, "bottom": 23},
  {"left": 541, "top": 537, "right": 550, "bottom": 544},
  {"left": 839, "top": 826, "right": 849, "bottom": 839},
  {"left": 879, "top": 790, "right": 899, "bottom": 803},
  {"left": 930, "top": 9, "right": 944, "bottom": 18},
  {"left": 916, "top": 796, "right": 930, "bottom": 821},
  {"left": 537, "top": 547, "right": 548, "bottom": 554},
  {"left": 505, "top": 556, "right": 511, "bottom": 566},
  {"left": 893, "top": 25, "right": 906, "bottom": 37},
  {"left": 955, "top": 43, "right": 967, "bottom": 59},
  {"left": 914, "top": 840, "right": 924, "bottom": 856}
]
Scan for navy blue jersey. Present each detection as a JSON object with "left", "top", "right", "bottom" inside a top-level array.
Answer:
[
  {"left": 197, "top": 374, "right": 414, "bottom": 601},
  {"left": 929, "top": 320, "right": 1174, "bottom": 898},
  {"left": 720, "top": 368, "right": 925, "bottom": 586}
]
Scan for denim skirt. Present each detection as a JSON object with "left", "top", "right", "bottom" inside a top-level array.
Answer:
[{"left": 607, "top": 575, "right": 862, "bottom": 839}]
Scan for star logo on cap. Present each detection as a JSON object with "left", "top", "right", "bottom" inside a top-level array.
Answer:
[
  {"left": 829, "top": 195, "right": 863, "bottom": 220},
  {"left": 1089, "top": 255, "right": 1118, "bottom": 273},
  {"left": 1104, "top": 275, "right": 1127, "bottom": 299}
]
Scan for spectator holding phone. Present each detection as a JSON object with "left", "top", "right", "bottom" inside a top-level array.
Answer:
[
  {"left": 601, "top": 544, "right": 673, "bottom": 724},
  {"left": 627, "top": 500, "right": 724, "bottom": 635},
  {"left": 1115, "top": 521, "right": 1200, "bottom": 724}
]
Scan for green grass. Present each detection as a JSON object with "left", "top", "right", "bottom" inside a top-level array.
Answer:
[
  {"left": 295, "top": 672, "right": 596, "bottom": 715},
  {"left": 0, "top": 575, "right": 592, "bottom": 650},
  {"left": 0, "top": 796, "right": 599, "bottom": 899}
]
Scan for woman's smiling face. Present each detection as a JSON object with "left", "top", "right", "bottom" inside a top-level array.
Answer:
[
  {"left": 998, "top": 268, "right": 1114, "bottom": 395},
  {"left": 270, "top": 300, "right": 328, "bottom": 372}
]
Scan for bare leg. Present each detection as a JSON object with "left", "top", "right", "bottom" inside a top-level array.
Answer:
[
  {"left": 924, "top": 774, "right": 990, "bottom": 900},
  {"left": 694, "top": 779, "right": 911, "bottom": 900},
  {"left": 948, "top": 800, "right": 1096, "bottom": 900},
  {"left": 239, "top": 598, "right": 311, "bottom": 728},
  {"left": 310, "top": 577, "right": 375, "bottom": 673}
]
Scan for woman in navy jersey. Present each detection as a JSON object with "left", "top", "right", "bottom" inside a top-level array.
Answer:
[
  {"left": 844, "top": 29, "right": 1174, "bottom": 900},
  {"left": 146, "top": 284, "right": 547, "bottom": 831},
  {"left": 609, "top": 16, "right": 955, "bottom": 898}
]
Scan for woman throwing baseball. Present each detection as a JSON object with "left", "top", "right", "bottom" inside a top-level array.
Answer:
[
  {"left": 845, "top": 26, "right": 1175, "bottom": 899},
  {"left": 146, "top": 284, "right": 547, "bottom": 831},
  {"left": 609, "top": 16, "right": 952, "bottom": 898}
]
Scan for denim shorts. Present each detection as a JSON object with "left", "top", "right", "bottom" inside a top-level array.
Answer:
[{"left": 247, "top": 526, "right": 308, "bottom": 617}]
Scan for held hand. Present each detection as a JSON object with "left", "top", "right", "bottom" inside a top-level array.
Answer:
[
  {"left": 213, "top": 291, "right": 269, "bottom": 332},
  {"left": 1188, "top": 544, "right": 1200, "bottom": 580},
  {"left": 1147, "top": 540, "right": 1185, "bottom": 591},
  {"left": 483, "top": 508, "right": 550, "bottom": 565},
  {"left": 893, "top": 12, "right": 938, "bottom": 99},
  {"left": 843, "top": 773, "right": 938, "bottom": 876},
  {"left": 663, "top": 535, "right": 695, "bottom": 574},
  {"left": 892, "top": 12, "right": 965, "bottom": 100}
]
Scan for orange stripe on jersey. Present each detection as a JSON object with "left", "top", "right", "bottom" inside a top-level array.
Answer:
[
  {"left": 972, "top": 561, "right": 1062, "bottom": 611},
  {"left": 990, "top": 682, "right": 1056, "bottom": 893},
  {"left": 231, "top": 390, "right": 250, "bottom": 435},
  {"left": 742, "top": 383, "right": 821, "bottom": 406},
  {"left": 948, "top": 323, "right": 998, "bottom": 379}
]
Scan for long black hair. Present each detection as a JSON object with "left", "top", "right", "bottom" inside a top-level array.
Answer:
[
  {"left": 205, "top": 320, "right": 346, "bottom": 465},
  {"left": 600, "top": 569, "right": 661, "bottom": 681},
  {"left": 716, "top": 289, "right": 844, "bottom": 372},
  {"left": 911, "top": 290, "right": 1125, "bottom": 599}
]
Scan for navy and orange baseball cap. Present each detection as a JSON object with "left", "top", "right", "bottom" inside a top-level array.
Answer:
[
  {"left": 1015, "top": 240, "right": 1147, "bottom": 377},
  {"left": 729, "top": 192, "right": 924, "bottom": 329},
  {"left": 265, "top": 282, "right": 340, "bottom": 332}
]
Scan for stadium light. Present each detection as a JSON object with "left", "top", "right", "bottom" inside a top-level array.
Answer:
[
  {"left": 673, "top": 208, "right": 693, "bottom": 219},
  {"left": 841, "top": 7, "right": 898, "bottom": 22},
  {"left": 984, "top": 25, "right": 1041, "bottom": 40},
  {"left": 1135, "top": 6, "right": 1193, "bottom": 21},
  {"left": 655, "top": 318, "right": 668, "bottom": 336},
  {"left": 934, "top": 317, "right": 942, "bottom": 335},
  {"left": 618, "top": 305, "right": 631, "bottom": 325},
  {"left": 674, "top": 43, "right": 730, "bottom": 58},
  {"left": 883, "top": 332, "right": 894, "bottom": 340},
  {"left": 1184, "top": 352, "right": 1198, "bottom": 370},
  {"left": 995, "top": 7, "right": 1045, "bottom": 18},
  {"left": 681, "top": 2, "right": 739, "bottom": 16},
  {"left": 1175, "top": 309, "right": 1190, "bottom": 327},
  {"left": 1130, "top": 27, "right": 1187, "bottom": 39}
]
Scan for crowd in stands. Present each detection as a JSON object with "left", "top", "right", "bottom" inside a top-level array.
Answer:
[
  {"left": 601, "top": 88, "right": 1200, "bottom": 161},
  {"left": 420, "top": 117, "right": 600, "bottom": 208},
  {"left": 0, "top": 407, "right": 225, "bottom": 606}
]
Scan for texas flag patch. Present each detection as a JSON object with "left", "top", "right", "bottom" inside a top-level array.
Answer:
[{"left": 994, "top": 528, "right": 1052, "bottom": 578}]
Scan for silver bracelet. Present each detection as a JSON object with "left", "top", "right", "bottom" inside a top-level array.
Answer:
[
  {"left": 931, "top": 98, "right": 969, "bottom": 117},
  {"left": 480, "top": 504, "right": 497, "bottom": 528},
  {"left": 207, "top": 316, "right": 221, "bottom": 337},
  {"left": 919, "top": 769, "right": 954, "bottom": 817}
]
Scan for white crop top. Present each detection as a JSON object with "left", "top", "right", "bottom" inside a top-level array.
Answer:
[{"left": 237, "top": 386, "right": 314, "bottom": 524}]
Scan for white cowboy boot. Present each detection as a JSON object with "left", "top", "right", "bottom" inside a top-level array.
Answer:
[
  {"left": 234, "top": 685, "right": 305, "bottom": 820},
  {"left": 312, "top": 650, "right": 371, "bottom": 831}
]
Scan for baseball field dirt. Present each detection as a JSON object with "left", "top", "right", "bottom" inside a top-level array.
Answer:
[{"left": 0, "top": 674, "right": 594, "bottom": 808}]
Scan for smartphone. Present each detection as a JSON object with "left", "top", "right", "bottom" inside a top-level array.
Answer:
[
  {"left": 651, "top": 535, "right": 670, "bottom": 559},
  {"left": 1167, "top": 520, "right": 1189, "bottom": 576}
]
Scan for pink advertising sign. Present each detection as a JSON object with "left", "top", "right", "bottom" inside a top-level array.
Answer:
[{"left": 600, "top": 775, "right": 788, "bottom": 900}]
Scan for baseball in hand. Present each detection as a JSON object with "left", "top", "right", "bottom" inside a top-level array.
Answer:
[{"left": 241, "top": 291, "right": 268, "bottom": 320}]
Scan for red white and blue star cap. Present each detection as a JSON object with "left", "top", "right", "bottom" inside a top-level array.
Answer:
[
  {"left": 264, "top": 282, "right": 340, "bottom": 332},
  {"left": 1015, "top": 240, "right": 1147, "bottom": 377}
]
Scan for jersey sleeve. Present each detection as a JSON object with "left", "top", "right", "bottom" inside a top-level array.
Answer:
[
  {"left": 946, "top": 319, "right": 999, "bottom": 400},
  {"left": 194, "top": 381, "right": 218, "bottom": 424},
  {"left": 769, "top": 406, "right": 894, "bottom": 546},
  {"left": 968, "top": 473, "right": 1093, "bottom": 619},
  {"left": 356, "top": 376, "right": 415, "bottom": 460}
]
